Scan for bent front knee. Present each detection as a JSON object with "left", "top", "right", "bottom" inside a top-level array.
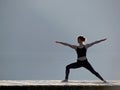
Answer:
[{"left": 66, "top": 65, "right": 70, "bottom": 70}]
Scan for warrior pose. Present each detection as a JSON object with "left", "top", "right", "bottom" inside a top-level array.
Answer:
[{"left": 55, "top": 36, "right": 107, "bottom": 83}]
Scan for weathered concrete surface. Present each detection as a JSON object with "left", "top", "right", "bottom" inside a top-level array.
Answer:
[{"left": 0, "top": 80, "right": 120, "bottom": 90}]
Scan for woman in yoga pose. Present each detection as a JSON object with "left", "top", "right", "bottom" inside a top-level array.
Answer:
[{"left": 55, "top": 36, "right": 107, "bottom": 83}]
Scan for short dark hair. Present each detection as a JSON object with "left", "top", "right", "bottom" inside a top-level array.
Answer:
[{"left": 77, "top": 36, "right": 86, "bottom": 42}]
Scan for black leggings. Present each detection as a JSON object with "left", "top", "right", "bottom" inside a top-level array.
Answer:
[{"left": 65, "top": 59, "right": 105, "bottom": 81}]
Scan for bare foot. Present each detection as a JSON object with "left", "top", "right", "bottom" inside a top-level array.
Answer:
[{"left": 62, "top": 79, "right": 68, "bottom": 82}]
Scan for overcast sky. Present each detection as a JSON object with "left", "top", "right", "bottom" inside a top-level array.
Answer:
[{"left": 0, "top": 0, "right": 120, "bottom": 80}]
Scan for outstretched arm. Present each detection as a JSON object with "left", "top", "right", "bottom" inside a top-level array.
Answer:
[
  {"left": 86, "top": 38, "right": 107, "bottom": 48},
  {"left": 55, "top": 41, "right": 77, "bottom": 49}
]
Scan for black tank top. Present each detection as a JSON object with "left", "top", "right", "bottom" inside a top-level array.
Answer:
[{"left": 76, "top": 46, "right": 87, "bottom": 58}]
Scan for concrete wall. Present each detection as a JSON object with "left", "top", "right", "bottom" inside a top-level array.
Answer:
[
  {"left": 0, "top": 80, "right": 120, "bottom": 90},
  {"left": 0, "top": 86, "right": 120, "bottom": 90}
]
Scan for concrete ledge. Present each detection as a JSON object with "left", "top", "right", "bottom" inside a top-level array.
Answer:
[{"left": 0, "top": 80, "right": 120, "bottom": 90}]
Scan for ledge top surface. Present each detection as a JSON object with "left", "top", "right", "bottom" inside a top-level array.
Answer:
[{"left": 0, "top": 80, "right": 120, "bottom": 86}]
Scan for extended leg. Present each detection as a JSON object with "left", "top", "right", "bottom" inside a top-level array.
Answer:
[{"left": 84, "top": 61, "right": 106, "bottom": 82}]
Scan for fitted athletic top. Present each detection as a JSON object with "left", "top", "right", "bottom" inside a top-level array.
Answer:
[{"left": 76, "top": 46, "right": 87, "bottom": 58}]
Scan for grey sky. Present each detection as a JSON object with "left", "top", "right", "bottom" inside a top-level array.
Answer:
[{"left": 0, "top": 0, "right": 120, "bottom": 80}]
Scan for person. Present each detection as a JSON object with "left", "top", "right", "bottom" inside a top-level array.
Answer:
[{"left": 55, "top": 36, "right": 107, "bottom": 83}]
